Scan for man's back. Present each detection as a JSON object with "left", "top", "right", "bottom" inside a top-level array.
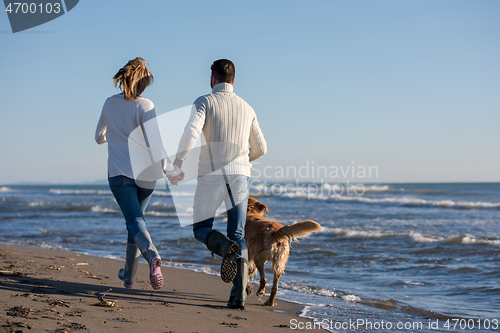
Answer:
[{"left": 176, "top": 82, "right": 266, "bottom": 177}]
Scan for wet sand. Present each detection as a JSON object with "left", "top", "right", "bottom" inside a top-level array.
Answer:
[{"left": 0, "top": 243, "right": 321, "bottom": 332}]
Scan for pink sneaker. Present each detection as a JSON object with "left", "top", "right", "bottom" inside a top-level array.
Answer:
[{"left": 150, "top": 256, "right": 163, "bottom": 290}]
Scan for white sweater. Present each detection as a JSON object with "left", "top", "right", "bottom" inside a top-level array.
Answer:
[
  {"left": 176, "top": 83, "right": 267, "bottom": 177},
  {"left": 95, "top": 94, "right": 177, "bottom": 180}
]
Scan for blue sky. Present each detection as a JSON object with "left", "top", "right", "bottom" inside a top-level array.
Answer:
[{"left": 1, "top": 0, "right": 499, "bottom": 184}]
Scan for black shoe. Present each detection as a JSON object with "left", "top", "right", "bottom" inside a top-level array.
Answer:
[
  {"left": 206, "top": 230, "right": 239, "bottom": 283},
  {"left": 226, "top": 258, "right": 249, "bottom": 309},
  {"left": 227, "top": 299, "right": 245, "bottom": 309},
  {"left": 220, "top": 241, "right": 239, "bottom": 283}
]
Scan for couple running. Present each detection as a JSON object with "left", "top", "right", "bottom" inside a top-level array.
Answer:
[{"left": 95, "top": 57, "right": 267, "bottom": 309}]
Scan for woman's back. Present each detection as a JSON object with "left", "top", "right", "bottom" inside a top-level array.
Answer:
[{"left": 96, "top": 94, "right": 158, "bottom": 178}]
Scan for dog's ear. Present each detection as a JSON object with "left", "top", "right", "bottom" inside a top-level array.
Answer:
[{"left": 257, "top": 202, "right": 269, "bottom": 214}]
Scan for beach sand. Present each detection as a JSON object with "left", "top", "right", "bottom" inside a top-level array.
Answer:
[{"left": 0, "top": 244, "right": 320, "bottom": 332}]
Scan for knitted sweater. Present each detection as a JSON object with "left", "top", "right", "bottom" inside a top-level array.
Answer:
[
  {"left": 176, "top": 83, "right": 267, "bottom": 177},
  {"left": 95, "top": 94, "right": 173, "bottom": 180}
]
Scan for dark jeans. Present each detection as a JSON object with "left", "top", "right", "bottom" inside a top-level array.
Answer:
[
  {"left": 108, "top": 176, "right": 155, "bottom": 244},
  {"left": 192, "top": 175, "right": 250, "bottom": 260}
]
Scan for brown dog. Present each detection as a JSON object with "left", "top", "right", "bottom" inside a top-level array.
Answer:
[{"left": 245, "top": 197, "right": 321, "bottom": 306}]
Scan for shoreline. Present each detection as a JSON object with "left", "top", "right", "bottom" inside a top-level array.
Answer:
[{"left": 0, "top": 243, "right": 323, "bottom": 332}]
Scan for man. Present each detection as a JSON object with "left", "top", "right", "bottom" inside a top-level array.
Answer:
[{"left": 170, "top": 59, "right": 266, "bottom": 309}]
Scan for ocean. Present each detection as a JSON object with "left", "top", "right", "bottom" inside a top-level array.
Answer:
[{"left": 1, "top": 182, "right": 499, "bottom": 332}]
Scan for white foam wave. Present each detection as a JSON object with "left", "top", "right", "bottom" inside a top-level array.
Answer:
[
  {"left": 49, "top": 189, "right": 109, "bottom": 195},
  {"left": 28, "top": 201, "right": 46, "bottom": 207},
  {"left": 410, "top": 232, "right": 500, "bottom": 247},
  {"left": 91, "top": 205, "right": 118, "bottom": 213},
  {"left": 461, "top": 235, "right": 500, "bottom": 246},
  {"left": 345, "top": 230, "right": 385, "bottom": 238},
  {"left": 320, "top": 227, "right": 386, "bottom": 238},
  {"left": 162, "top": 261, "right": 220, "bottom": 276},
  {"left": 329, "top": 195, "right": 500, "bottom": 209},
  {"left": 39, "top": 242, "right": 69, "bottom": 251},
  {"left": 153, "top": 190, "right": 193, "bottom": 197},
  {"left": 313, "top": 192, "right": 500, "bottom": 210},
  {"left": 153, "top": 190, "right": 171, "bottom": 197},
  {"left": 150, "top": 201, "right": 174, "bottom": 208},
  {"left": 145, "top": 210, "right": 192, "bottom": 218},
  {"left": 279, "top": 281, "right": 343, "bottom": 298},
  {"left": 249, "top": 184, "right": 500, "bottom": 210},
  {"left": 320, "top": 228, "right": 500, "bottom": 247},
  {"left": 319, "top": 227, "right": 344, "bottom": 234},
  {"left": 409, "top": 232, "right": 444, "bottom": 243},
  {"left": 342, "top": 294, "right": 361, "bottom": 302},
  {"left": 102, "top": 255, "right": 123, "bottom": 261},
  {"left": 0, "top": 187, "right": 13, "bottom": 193},
  {"left": 405, "top": 281, "right": 424, "bottom": 286},
  {"left": 362, "top": 185, "right": 390, "bottom": 192}
]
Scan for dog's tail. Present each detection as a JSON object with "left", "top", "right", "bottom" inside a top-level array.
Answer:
[{"left": 273, "top": 221, "right": 321, "bottom": 242}]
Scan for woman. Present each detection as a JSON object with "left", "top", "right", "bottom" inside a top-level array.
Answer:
[{"left": 95, "top": 57, "right": 181, "bottom": 290}]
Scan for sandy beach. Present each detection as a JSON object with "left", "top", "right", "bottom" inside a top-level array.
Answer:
[{"left": 0, "top": 243, "right": 320, "bottom": 333}]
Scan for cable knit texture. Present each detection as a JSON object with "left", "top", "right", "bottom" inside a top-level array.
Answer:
[
  {"left": 176, "top": 83, "right": 267, "bottom": 177},
  {"left": 95, "top": 94, "right": 168, "bottom": 179}
]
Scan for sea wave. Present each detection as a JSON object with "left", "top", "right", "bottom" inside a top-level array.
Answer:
[
  {"left": 279, "top": 281, "right": 349, "bottom": 299},
  {"left": 322, "top": 184, "right": 391, "bottom": 193},
  {"left": 22, "top": 201, "right": 113, "bottom": 213},
  {"left": 326, "top": 194, "right": 500, "bottom": 210},
  {"left": 0, "top": 187, "right": 13, "bottom": 193},
  {"left": 325, "top": 195, "right": 496, "bottom": 211},
  {"left": 145, "top": 210, "right": 192, "bottom": 218},
  {"left": 320, "top": 228, "right": 500, "bottom": 247},
  {"left": 153, "top": 190, "right": 194, "bottom": 197},
  {"left": 28, "top": 201, "right": 46, "bottom": 207},
  {"left": 249, "top": 183, "right": 500, "bottom": 210},
  {"left": 49, "top": 189, "right": 110, "bottom": 195},
  {"left": 409, "top": 232, "right": 500, "bottom": 247},
  {"left": 320, "top": 227, "right": 386, "bottom": 239},
  {"left": 150, "top": 201, "right": 177, "bottom": 211},
  {"left": 91, "top": 205, "right": 118, "bottom": 213},
  {"left": 446, "top": 234, "right": 500, "bottom": 247}
]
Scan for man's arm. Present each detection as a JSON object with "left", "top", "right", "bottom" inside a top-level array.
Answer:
[
  {"left": 248, "top": 115, "right": 267, "bottom": 161},
  {"left": 174, "top": 101, "right": 207, "bottom": 167}
]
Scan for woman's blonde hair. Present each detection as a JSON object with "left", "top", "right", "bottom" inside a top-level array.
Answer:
[{"left": 113, "top": 57, "right": 154, "bottom": 101}]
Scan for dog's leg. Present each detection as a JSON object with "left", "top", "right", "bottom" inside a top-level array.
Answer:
[
  {"left": 246, "top": 260, "right": 256, "bottom": 296},
  {"left": 264, "top": 272, "right": 281, "bottom": 306},
  {"left": 256, "top": 262, "right": 266, "bottom": 296},
  {"left": 248, "top": 260, "right": 257, "bottom": 277},
  {"left": 264, "top": 244, "right": 288, "bottom": 306}
]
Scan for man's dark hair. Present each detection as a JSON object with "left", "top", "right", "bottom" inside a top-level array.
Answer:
[{"left": 211, "top": 59, "right": 235, "bottom": 83}]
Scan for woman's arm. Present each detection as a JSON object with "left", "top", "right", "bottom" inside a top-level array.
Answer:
[{"left": 95, "top": 107, "right": 107, "bottom": 144}]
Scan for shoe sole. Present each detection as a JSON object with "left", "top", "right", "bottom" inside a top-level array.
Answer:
[
  {"left": 150, "top": 257, "right": 163, "bottom": 290},
  {"left": 228, "top": 301, "right": 245, "bottom": 309},
  {"left": 221, "top": 242, "right": 239, "bottom": 283}
]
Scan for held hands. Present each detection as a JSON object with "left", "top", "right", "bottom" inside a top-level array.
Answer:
[
  {"left": 165, "top": 158, "right": 185, "bottom": 186},
  {"left": 167, "top": 172, "right": 184, "bottom": 186},
  {"left": 163, "top": 158, "right": 185, "bottom": 186}
]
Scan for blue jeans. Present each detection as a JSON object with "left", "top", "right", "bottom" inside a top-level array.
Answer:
[
  {"left": 192, "top": 175, "right": 250, "bottom": 260},
  {"left": 109, "top": 176, "right": 155, "bottom": 244}
]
